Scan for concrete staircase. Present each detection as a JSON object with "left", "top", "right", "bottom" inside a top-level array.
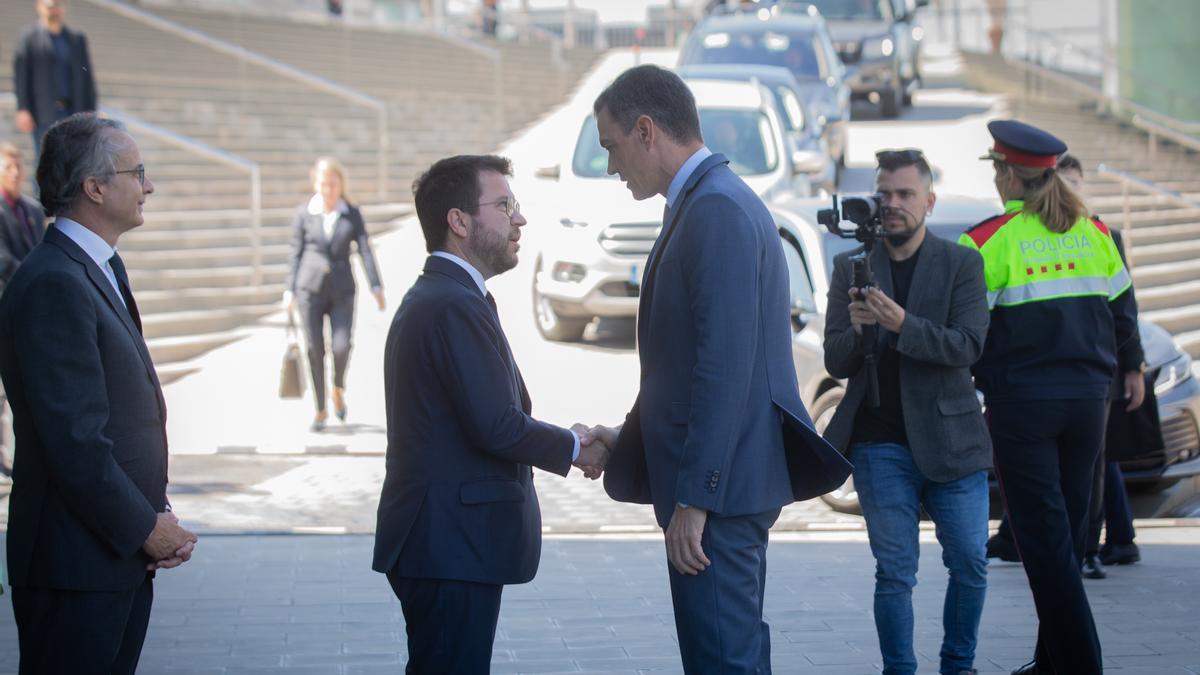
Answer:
[
  {"left": 963, "top": 53, "right": 1200, "bottom": 358},
  {"left": 0, "top": 1, "right": 598, "bottom": 382}
]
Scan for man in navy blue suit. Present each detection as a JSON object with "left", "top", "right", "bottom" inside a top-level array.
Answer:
[
  {"left": 586, "top": 65, "right": 851, "bottom": 673},
  {"left": 372, "top": 154, "right": 608, "bottom": 673}
]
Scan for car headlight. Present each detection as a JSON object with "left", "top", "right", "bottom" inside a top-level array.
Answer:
[
  {"left": 1154, "top": 351, "right": 1194, "bottom": 394},
  {"left": 861, "top": 36, "right": 894, "bottom": 60}
]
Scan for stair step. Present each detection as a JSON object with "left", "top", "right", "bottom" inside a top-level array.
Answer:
[
  {"left": 142, "top": 306, "right": 276, "bottom": 340},
  {"left": 1172, "top": 330, "right": 1200, "bottom": 359},
  {"left": 1130, "top": 258, "right": 1200, "bottom": 288},
  {"left": 1128, "top": 238, "right": 1200, "bottom": 266},
  {"left": 129, "top": 264, "right": 289, "bottom": 291},
  {"left": 1136, "top": 280, "right": 1200, "bottom": 312},
  {"left": 146, "top": 331, "right": 248, "bottom": 365},
  {"left": 1141, "top": 305, "right": 1200, "bottom": 336},
  {"left": 122, "top": 244, "right": 292, "bottom": 271},
  {"left": 137, "top": 286, "right": 284, "bottom": 314}
]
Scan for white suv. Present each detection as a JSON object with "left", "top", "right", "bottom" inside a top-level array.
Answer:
[{"left": 532, "top": 78, "right": 813, "bottom": 341}]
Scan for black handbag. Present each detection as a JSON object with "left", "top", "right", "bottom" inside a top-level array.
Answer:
[{"left": 279, "top": 310, "right": 306, "bottom": 400}]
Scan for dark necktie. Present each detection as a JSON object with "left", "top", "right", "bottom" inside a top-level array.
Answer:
[
  {"left": 108, "top": 252, "right": 142, "bottom": 334},
  {"left": 485, "top": 292, "right": 522, "bottom": 401}
]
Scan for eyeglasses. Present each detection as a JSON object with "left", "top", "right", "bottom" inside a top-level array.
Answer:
[
  {"left": 477, "top": 197, "right": 520, "bottom": 219},
  {"left": 112, "top": 165, "right": 146, "bottom": 187}
]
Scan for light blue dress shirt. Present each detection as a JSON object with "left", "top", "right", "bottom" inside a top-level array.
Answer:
[{"left": 665, "top": 146, "right": 713, "bottom": 212}]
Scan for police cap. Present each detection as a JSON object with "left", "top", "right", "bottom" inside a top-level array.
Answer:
[{"left": 979, "top": 119, "right": 1067, "bottom": 168}]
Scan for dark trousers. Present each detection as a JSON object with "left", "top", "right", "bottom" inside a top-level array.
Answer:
[
  {"left": 296, "top": 288, "right": 355, "bottom": 413},
  {"left": 386, "top": 572, "right": 503, "bottom": 674},
  {"left": 667, "top": 508, "right": 780, "bottom": 674},
  {"left": 990, "top": 399, "right": 1104, "bottom": 674},
  {"left": 12, "top": 573, "right": 153, "bottom": 675}
]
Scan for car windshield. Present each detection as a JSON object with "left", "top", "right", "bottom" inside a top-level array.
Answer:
[
  {"left": 572, "top": 110, "right": 779, "bottom": 179},
  {"left": 688, "top": 30, "right": 825, "bottom": 79},
  {"left": 804, "top": 0, "right": 888, "bottom": 20}
]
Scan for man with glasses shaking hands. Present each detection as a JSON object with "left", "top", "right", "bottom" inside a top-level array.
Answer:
[{"left": 823, "top": 149, "right": 992, "bottom": 675}]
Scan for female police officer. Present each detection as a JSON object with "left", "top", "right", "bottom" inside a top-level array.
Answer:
[{"left": 959, "top": 120, "right": 1136, "bottom": 675}]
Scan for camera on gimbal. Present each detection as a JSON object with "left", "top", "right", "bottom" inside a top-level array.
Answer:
[{"left": 817, "top": 194, "right": 888, "bottom": 408}]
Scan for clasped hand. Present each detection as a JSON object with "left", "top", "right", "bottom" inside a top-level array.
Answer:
[
  {"left": 142, "top": 511, "right": 198, "bottom": 571},
  {"left": 570, "top": 423, "right": 616, "bottom": 480},
  {"left": 848, "top": 286, "right": 905, "bottom": 335}
]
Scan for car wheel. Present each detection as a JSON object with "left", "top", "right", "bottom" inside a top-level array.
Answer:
[
  {"left": 532, "top": 258, "right": 589, "bottom": 342},
  {"left": 812, "top": 387, "right": 861, "bottom": 515}
]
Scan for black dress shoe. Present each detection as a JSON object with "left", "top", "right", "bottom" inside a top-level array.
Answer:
[
  {"left": 1011, "top": 660, "right": 1039, "bottom": 675},
  {"left": 987, "top": 533, "right": 1021, "bottom": 562},
  {"left": 1082, "top": 554, "right": 1107, "bottom": 579},
  {"left": 1099, "top": 542, "right": 1141, "bottom": 566}
]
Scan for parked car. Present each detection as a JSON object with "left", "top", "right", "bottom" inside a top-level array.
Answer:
[
  {"left": 677, "top": 63, "right": 838, "bottom": 193},
  {"left": 777, "top": 0, "right": 927, "bottom": 118},
  {"left": 770, "top": 195, "right": 1200, "bottom": 513},
  {"left": 532, "top": 78, "right": 812, "bottom": 341},
  {"left": 677, "top": 9, "right": 851, "bottom": 170}
]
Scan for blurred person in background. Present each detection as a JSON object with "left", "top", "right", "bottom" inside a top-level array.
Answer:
[
  {"left": 12, "top": 0, "right": 98, "bottom": 160},
  {"left": 0, "top": 142, "right": 45, "bottom": 293},
  {"left": 284, "top": 157, "right": 385, "bottom": 432}
]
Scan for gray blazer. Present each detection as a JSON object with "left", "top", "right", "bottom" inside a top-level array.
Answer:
[
  {"left": 285, "top": 201, "right": 382, "bottom": 296},
  {"left": 823, "top": 232, "right": 992, "bottom": 482}
]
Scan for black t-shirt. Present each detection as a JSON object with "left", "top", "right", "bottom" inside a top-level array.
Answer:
[{"left": 849, "top": 243, "right": 922, "bottom": 447}]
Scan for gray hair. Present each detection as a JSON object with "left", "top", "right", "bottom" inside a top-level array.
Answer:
[{"left": 36, "top": 113, "right": 129, "bottom": 217}]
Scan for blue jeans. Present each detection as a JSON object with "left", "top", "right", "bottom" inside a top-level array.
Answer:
[{"left": 852, "top": 443, "right": 989, "bottom": 675}]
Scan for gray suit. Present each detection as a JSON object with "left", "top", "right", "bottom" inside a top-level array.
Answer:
[
  {"left": 284, "top": 202, "right": 382, "bottom": 413},
  {"left": 823, "top": 232, "right": 992, "bottom": 482}
]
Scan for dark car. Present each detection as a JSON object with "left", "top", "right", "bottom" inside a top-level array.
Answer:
[
  {"left": 776, "top": 0, "right": 927, "bottom": 118},
  {"left": 769, "top": 195, "right": 1200, "bottom": 513},
  {"left": 678, "top": 10, "right": 852, "bottom": 171},
  {"left": 677, "top": 63, "right": 838, "bottom": 192}
]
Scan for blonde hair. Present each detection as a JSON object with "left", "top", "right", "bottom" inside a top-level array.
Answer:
[
  {"left": 0, "top": 142, "right": 21, "bottom": 164},
  {"left": 997, "top": 161, "right": 1087, "bottom": 234},
  {"left": 310, "top": 156, "right": 352, "bottom": 205}
]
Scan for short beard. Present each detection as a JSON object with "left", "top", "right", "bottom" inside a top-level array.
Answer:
[{"left": 882, "top": 207, "right": 924, "bottom": 247}]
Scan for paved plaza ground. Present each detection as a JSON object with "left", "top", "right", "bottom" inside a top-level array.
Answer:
[{"left": 1, "top": 530, "right": 1198, "bottom": 674}]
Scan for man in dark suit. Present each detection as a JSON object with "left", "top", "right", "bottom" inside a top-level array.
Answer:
[
  {"left": 823, "top": 149, "right": 992, "bottom": 675},
  {"left": 0, "top": 142, "right": 46, "bottom": 293},
  {"left": 0, "top": 113, "right": 197, "bottom": 674},
  {"left": 586, "top": 65, "right": 851, "bottom": 673},
  {"left": 372, "top": 154, "right": 608, "bottom": 673},
  {"left": 12, "top": 0, "right": 99, "bottom": 158}
]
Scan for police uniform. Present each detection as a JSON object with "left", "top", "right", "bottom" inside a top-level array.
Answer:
[{"left": 958, "top": 120, "right": 1137, "bottom": 674}]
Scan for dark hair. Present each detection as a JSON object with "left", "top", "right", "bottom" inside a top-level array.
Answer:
[
  {"left": 36, "top": 113, "right": 128, "bottom": 217},
  {"left": 412, "top": 155, "right": 512, "bottom": 253},
  {"left": 1056, "top": 153, "right": 1083, "bottom": 174},
  {"left": 875, "top": 148, "right": 932, "bottom": 186},
  {"left": 593, "top": 65, "right": 702, "bottom": 144}
]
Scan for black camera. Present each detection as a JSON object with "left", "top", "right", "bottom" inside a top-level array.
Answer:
[
  {"left": 817, "top": 193, "right": 886, "bottom": 243},
  {"left": 817, "top": 194, "right": 886, "bottom": 408}
]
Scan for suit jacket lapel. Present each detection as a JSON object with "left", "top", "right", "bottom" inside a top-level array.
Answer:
[
  {"left": 45, "top": 227, "right": 161, "bottom": 390},
  {"left": 637, "top": 153, "right": 731, "bottom": 350},
  {"left": 904, "top": 235, "right": 940, "bottom": 317}
]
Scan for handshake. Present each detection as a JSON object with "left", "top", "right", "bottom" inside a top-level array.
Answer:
[{"left": 569, "top": 423, "right": 619, "bottom": 480}]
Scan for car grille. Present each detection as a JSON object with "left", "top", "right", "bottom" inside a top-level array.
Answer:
[
  {"left": 1162, "top": 407, "right": 1200, "bottom": 462},
  {"left": 598, "top": 222, "right": 660, "bottom": 257},
  {"left": 599, "top": 281, "right": 640, "bottom": 298},
  {"left": 834, "top": 41, "right": 861, "bottom": 64}
]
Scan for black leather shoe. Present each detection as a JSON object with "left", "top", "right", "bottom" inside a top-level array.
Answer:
[
  {"left": 1099, "top": 542, "right": 1141, "bottom": 565},
  {"left": 1082, "top": 554, "right": 1107, "bottom": 579},
  {"left": 987, "top": 533, "right": 1021, "bottom": 562},
  {"left": 1011, "top": 660, "right": 1039, "bottom": 675}
]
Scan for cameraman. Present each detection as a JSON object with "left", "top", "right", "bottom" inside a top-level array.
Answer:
[{"left": 823, "top": 149, "right": 992, "bottom": 675}]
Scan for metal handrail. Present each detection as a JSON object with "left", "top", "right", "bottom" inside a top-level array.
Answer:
[
  {"left": 85, "top": 0, "right": 390, "bottom": 200},
  {"left": 100, "top": 105, "right": 265, "bottom": 287},
  {"left": 1009, "top": 59, "right": 1200, "bottom": 157},
  {"left": 1095, "top": 164, "right": 1200, "bottom": 269},
  {"left": 1133, "top": 115, "right": 1200, "bottom": 160}
]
